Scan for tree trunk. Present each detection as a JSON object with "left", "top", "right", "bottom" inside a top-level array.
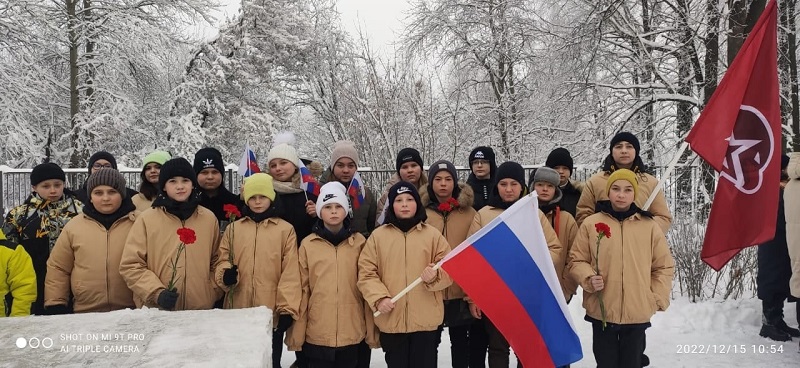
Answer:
[
  {"left": 788, "top": 0, "right": 800, "bottom": 151},
  {"left": 67, "top": 0, "right": 81, "bottom": 166},
  {"left": 779, "top": 0, "right": 792, "bottom": 150}
]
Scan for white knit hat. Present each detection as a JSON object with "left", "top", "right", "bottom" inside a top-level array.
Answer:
[
  {"left": 266, "top": 132, "right": 300, "bottom": 167},
  {"left": 316, "top": 182, "right": 350, "bottom": 217}
]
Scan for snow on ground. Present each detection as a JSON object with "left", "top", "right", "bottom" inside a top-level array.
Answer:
[
  {"left": 280, "top": 294, "right": 799, "bottom": 368},
  {"left": 1, "top": 297, "right": 796, "bottom": 367},
  {"left": 1, "top": 307, "right": 271, "bottom": 367}
]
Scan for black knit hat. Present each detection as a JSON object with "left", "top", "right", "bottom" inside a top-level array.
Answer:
[
  {"left": 495, "top": 161, "right": 525, "bottom": 186},
  {"left": 609, "top": 132, "right": 641, "bottom": 155},
  {"left": 396, "top": 148, "right": 423, "bottom": 173},
  {"left": 468, "top": 146, "right": 498, "bottom": 177},
  {"left": 386, "top": 181, "right": 427, "bottom": 222},
  {"left": 30, "top": 163, "right": 66, "bottom": 186},
  {"left": 193, "top": 147, "right": 225, "bottom": 174},
  {"left": 427, "top": 160, "right": 461, "bottom": 201},
  {"left": 494, "top": 161, "right": 526, "bottom": 192},
  {"left": 469, "top": 146, "right": 496, "bottom": 165},
  {"left": 88, "top": 151, "right": 118, "bottom": 172},
  {"left": 545, "top": 148, "right": 574, "bottom": 172},
  {"left": 87, "top": 168, "right": 127, "bottom": 198},
  {"left": 159, "top": 157, "right": 198, "bottom": 190}
]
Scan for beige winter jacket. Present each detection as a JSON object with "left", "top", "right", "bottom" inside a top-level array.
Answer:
[
  {"left": 286, "top": 232, "right": 379, "bottom": 351},
  {"left": 576, "top": 171, "right": 672, "bottom": 233},
  {"left": 421, "top": 183, "right": 477, "bottom": 301},
  {"left": 785, "top": 152, "right": 800, "bottom": 297},
  {"left": 542, "top": 207, "right": 579, "bottom": 301},
  {"left": 568, "top": 212, "right": 675, "bottom": 324},
  {"left": 213, "top": 216, "right": 301, "bottom": 325},
  {"left": 45, "top": 213, "right": 137, "bottom": 313},
  {"left": 119, "top": 206, "right": 223, "bottom": 310},
  {"left": 357, "top": 222, "right": 452, "bottom": 334},
  {"left": 131, "top": 193, "right": 154, "bottom": 212}
]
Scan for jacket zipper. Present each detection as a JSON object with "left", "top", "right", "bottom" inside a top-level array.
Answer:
[
  {"left": 252, "top": 224, "right": 259, "bottom": 307},
  {"left": 403, "top": 231, "right": 409, "bottom": 331},
  {"left": 334, "top": 241, "right": 339, "bottom": 347}
]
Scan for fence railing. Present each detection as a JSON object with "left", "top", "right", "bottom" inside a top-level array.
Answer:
[{"left": 0, "top": 164, "right": 697, "bottom": 216}]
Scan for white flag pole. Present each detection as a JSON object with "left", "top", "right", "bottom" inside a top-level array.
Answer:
[
  {"left": 643, "top": 141, "right": 691, "bottom": 210},
  {"left": 373, "top": 263, "right": 443, "bottom": 317}
]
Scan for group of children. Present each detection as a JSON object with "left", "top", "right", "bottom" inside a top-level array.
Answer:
[{"left": 1, "top": 131, "right": 675, "bottom": 368}]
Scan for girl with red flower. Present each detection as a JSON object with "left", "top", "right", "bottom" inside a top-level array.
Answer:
[
  {"left": 420, "top": 160, "right": 478, "bottom": 368},
  {"left": 120, "top": 157, "right": 223, "bottom": 311},
  {"left": 568, "top": 169, "right": 674, "bottom": 368}
]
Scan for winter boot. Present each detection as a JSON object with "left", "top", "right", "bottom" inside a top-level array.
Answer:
[
  {"left": 775, "top": 319, "right": 800, "bottom": 338},
  {"left": 759, "top": 324, "right": 791, "bottom": 341}
]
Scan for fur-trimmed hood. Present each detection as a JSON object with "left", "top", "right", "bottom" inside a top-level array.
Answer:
[{"left": 420, "top": 182, "right": 475, "bottom": 210}]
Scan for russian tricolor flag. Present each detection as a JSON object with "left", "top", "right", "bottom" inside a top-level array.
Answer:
[
  {"left": 298, "top": 159, "right": 320, "bottom": 197},
  {"left": 237, "top": 144, "right": 260, "bottom": 178},
  {"left": 440, "top": 194, "right": 582, "bottom": 367},
  {"left": 348, "top": 172, "right": 366, "bottom": 210}
]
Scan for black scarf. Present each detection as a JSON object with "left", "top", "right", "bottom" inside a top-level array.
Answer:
[
  {"left": 392, "top": 218, "right": 421, "bottom": 233},
  {"left": 312, "top": 218, "right": 353, "bottom": 246},
  {"left": 487, "top": 194, "right": 518, "bottom": 210},
  {"left": 595, "top": 200, "right": 653, "bottom": 222},
  {"left": 243, "top": 205, "right": 281, "bottom": 224},
  {"left": 384, "top": 201, "right": 427, "bottom": 232},
  {"left": 540, "top": 201, "right": 559, "bottom": 215},
  {"left": 152, "top": 189, "right": 202, "bottom": 221},
  {"left": 83, "top": 197, "right": 136, "bottom": 230}
]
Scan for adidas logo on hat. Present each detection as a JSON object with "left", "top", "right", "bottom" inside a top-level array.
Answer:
[{"left": 203, "top": 158, "right": 214, "bottom": 168}]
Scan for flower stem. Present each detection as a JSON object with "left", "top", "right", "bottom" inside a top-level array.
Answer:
[
  {"left": 594, "top": 233, "right": 607, "bottom": 330},
  {"left": 167, "top": 243, "right": 185, "bottom": 291}
]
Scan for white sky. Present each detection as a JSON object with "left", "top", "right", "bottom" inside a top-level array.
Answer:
[{"left": 196, "top": 0, "right": 410, "bottom": 54}]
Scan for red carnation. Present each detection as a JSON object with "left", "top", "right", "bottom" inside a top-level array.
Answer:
[
  {"left": 223, "top": 204, "right": 241, "bottom": 220},
  {"left": 177, "top": 227, "right": 197, "bottom": 245},
  {"left": 437, "top": 197, "right": 460, "bottom": 213},
  {"left": 594, "top": 222, "right": 611, "bottom": 238}
]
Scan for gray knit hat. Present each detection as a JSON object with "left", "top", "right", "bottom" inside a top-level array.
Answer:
[
  {"left": 87, "top": 168, "right": 127, "bottom": 198},
  {"left": 532, "top": 167, "right": 560, "bottom": 187}
]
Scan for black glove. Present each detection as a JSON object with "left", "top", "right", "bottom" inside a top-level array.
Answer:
[
  {"left": 276, "top": 314, "right": 294, "bottom": 333},
  {"left": 157, "top": 289, "right": 179, "bottom": 310},
  {"left": 223, "top": 265, "right": 238, "bottom": 286},
  {"left": 45, "top": 304, "right": 71, "bottom": 315}
]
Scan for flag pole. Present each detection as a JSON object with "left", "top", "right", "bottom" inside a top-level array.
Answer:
[
  {"left": 643, "top": 141, "right": 690, "bottom": 210},
  {"left": 373, "top": 263, "right": 443, "bottom": 317}
]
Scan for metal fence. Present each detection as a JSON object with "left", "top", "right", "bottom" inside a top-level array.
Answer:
[{"left": 0, "top": 164, "right": 700, "bottom": 217}]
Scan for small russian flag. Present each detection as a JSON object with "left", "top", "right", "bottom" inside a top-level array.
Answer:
[
  {"left": 298, "top": 159, "right": 320, "bottom": 197},
  {"left": 348, "top": 172, "right": 366, "bottom": 210},
  {"left": 237, "top": 144, "right": 260, "bottom": 178}
]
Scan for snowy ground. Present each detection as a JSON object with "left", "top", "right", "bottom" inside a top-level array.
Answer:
[
  {"left": 280, "top": 293, "right": 800, "bottom": 368},
  {"left": 1, "top": 297, "right": 796, "bottom": 367}
]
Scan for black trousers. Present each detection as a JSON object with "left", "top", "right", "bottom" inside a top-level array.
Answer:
[
  {"left": 356, "top": 339, "right": 371, "bottom": 368},
  {"left": 469, "top": 318, "right": 489, "bottom": 368},
  {"left": 305, "top": 343, "right": 359, "bottom": 368},
  {"left": 436, "top": 323, "right": 471, "bottom": 368},
  {"left": 380, "top": 330, "right": 439, "bottom": 368},
  {"left": 484, "top": 317, "right": 510, "bottom": 368},
  {"left": 591, "top": 323, "right": 647, "bottom": 368},
  {"left": 273, "top": 329, "right": 285, "bottom": 368}
]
